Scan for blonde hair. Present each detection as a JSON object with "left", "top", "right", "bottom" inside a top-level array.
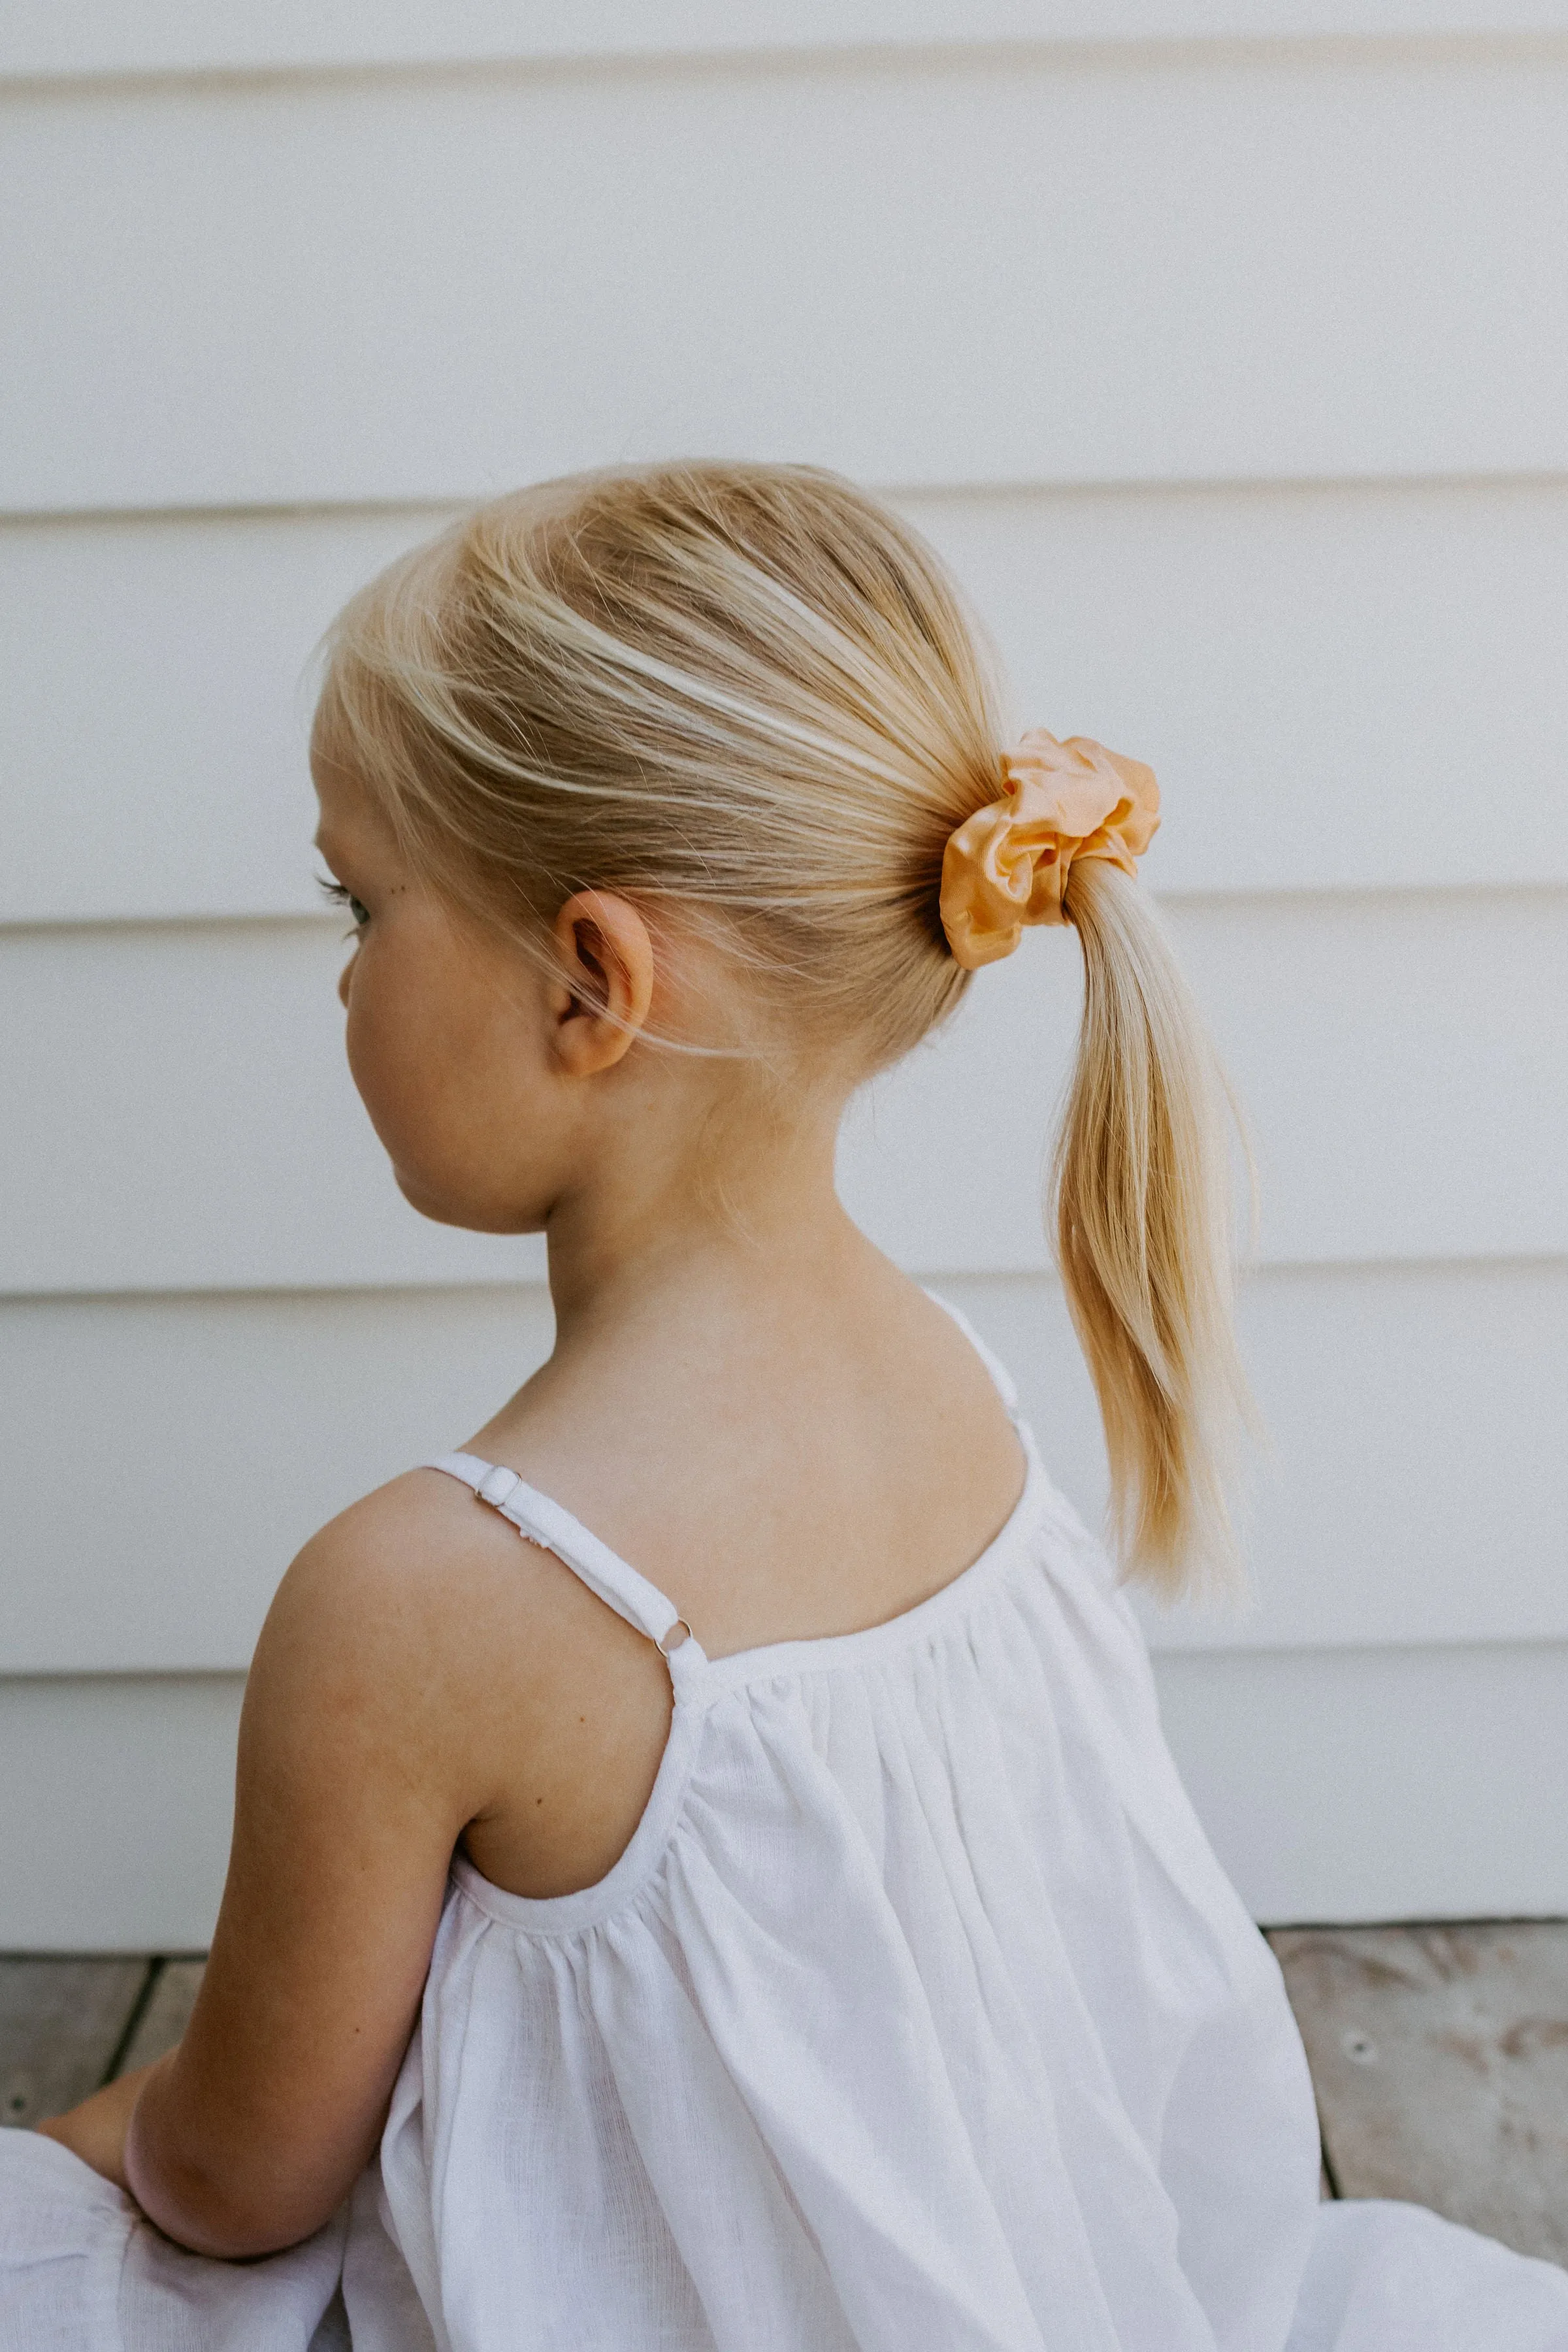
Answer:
[{"left": 318, "top": 459, "right": 1246, "bottom": 1593}]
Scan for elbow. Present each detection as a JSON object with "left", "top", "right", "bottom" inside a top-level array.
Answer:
[
  {"left": 124, "top": 2102, "right": 338, "bottom": 2259},
  {"left": 167, "top": 2204, "right": 325, "bottom": 2263},
  {"left": 133, "top": 2166, "right": 335, "bottom": 2260}
]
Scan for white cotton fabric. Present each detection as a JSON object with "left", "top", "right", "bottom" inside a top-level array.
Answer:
[{"left": 4, "top": 1304, "right": 1566, "bottom": 2350}]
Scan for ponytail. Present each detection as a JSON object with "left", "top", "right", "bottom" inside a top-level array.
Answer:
[
  {"left": 319, "top": 465, "right": 1247, "bottom": 1591},
  {"left": 1054, "top": 860, "right": 1249, "bottom": 1597}
]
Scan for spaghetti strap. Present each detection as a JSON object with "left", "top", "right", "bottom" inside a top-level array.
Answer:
[
  {"left": 426, "top": 1453, "right": 703, "bottom": 1671},
  {"left": 434, "top": 1301, "right": 1010, "bottom": 1669},
  {"left": 923, "top": 1288, "right": 1022, "bottom": 1420}
]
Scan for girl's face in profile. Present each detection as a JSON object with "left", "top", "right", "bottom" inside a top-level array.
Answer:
[{"left": 310, "top": 734, "right": 567, "bottom": 1236}]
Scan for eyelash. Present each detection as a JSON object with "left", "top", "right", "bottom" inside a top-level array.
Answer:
[{"left": 316, "top": 874, "right": 370, "bottom": 930}]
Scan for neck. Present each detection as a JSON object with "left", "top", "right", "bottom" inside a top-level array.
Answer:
[{"left": 542, "top": 1083, "right": 866, "bottom": 1350}]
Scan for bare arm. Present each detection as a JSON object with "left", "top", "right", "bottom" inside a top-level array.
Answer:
[{"left": 44, "top": 1480, "right": 496, "bottom": 2255}]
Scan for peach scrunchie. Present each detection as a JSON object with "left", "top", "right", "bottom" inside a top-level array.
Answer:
[{"left": 938, "top": 730, "right": 1160, "bottom": 969}]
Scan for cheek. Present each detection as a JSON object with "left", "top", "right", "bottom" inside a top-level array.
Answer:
[
  {"left": 337, "top": 919, "right": 551, "bottom": 1222},
  {"left": 342, "top": 940, "right": 442, "bottom": 1144}
]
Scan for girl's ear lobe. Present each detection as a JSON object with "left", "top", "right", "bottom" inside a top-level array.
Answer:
[{"left": 550, "top": 890, "right": 656, "bottom": 1075}]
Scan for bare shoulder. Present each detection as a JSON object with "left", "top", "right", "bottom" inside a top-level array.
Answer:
[
  {"left": 247, "top": 1462, "right": 669, "bottom": 1873},
  {"left": 267, "top": 1465, "right": 536, "bottom": 1653},
  {"left": 253, "top": 1466, "right": 649, "bottom": 1759}
]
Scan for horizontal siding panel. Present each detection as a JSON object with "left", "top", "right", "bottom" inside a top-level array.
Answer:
[
  {"left": 0, "top": 1287, "right": 559, "bottom": 1671},
  {"left": 2, "top": 892, "right": 1561, "bottom": 1297},
  {"left": 3, "top": 1262, "right": 1563, "bottom": 1673},
  {"left": 1156, "top": 1642, "right": 1568, "bottom": 1923},
  {"left": 7, "top": 480, "right": 1568, "bottom": 923},
  {"left": 841, "top": 889, "right": 1567, "bottom": 1273},
  {"left": 0, "top": 508, "right": 421, "bottom": 926},
  {"left": 0, "top": 1676, "right": 241, "bottom": 1950},
  {"left": 0, "top": 921, "right": 546, "bottom": 1296},
  {"left": 7, "top": 1645, "right": 1567, "bottom": 1946},
  {"left": 7, "top": 3, "right": 1568, "bottom": 81},
  {"left": 5, "top": 51, "right": 1567, "bottom": 512},
  {"left": 918, "top": 482, "right": 1568, "bottom": 900},
  {"left": 1139, "top": 1260, "right": 1568, "bottom": 1653}
]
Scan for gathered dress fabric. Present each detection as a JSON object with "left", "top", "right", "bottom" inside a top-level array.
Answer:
[{"left": 3, "top": 1305, "right": 1565, "bottom": 2350}]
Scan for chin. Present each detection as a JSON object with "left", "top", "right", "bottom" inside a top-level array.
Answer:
[{"left": 391, "top": 1166, "right": 546, "bottom": 1235}]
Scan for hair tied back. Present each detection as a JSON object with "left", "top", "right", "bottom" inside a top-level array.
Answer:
[{"left": 939, "top": 730, "right": 1160, "bottom": 969}]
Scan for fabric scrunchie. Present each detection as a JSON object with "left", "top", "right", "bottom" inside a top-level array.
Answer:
[{"left": 938, "top": 730, "right": 1160, "bottom": 970}]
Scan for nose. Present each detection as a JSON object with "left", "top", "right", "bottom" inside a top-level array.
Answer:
[{"left": 337, "top": 952, "right": 355, "bottom": 1010}]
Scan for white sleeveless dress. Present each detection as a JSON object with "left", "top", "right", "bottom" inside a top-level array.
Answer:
[{"left": 3, "top": 1306, "right": 1566, "bottom": 2351}]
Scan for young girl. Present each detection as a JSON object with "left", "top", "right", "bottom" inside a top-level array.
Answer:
[{"left": 4, "top": 463, "right": 1563, "bottom": 2351}]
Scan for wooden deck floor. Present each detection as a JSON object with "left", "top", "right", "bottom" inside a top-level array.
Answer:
[
  {"left": 3, "top": 1925, "right": 1565, "bottom": 2265},
  {"left": 1, "top": 1955, "right": 205, "bottom": 2131},
  {"left": 1271, "top": 1921, "right": 1568, "bottom": 2264}
]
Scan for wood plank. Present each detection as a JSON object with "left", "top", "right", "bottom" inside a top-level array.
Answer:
[
  {"left": 0, "top": 1284, "right": 561, "bottom": 1673},
  {"left": 1269, "top": 1923, "right": 1568, "bottom": 2265},
  {"left": 2, "top": 890, "right": 1563, "bottom": 1300},
  {"left": 5, "top": 50, "right": 1568, "bottom": 513},
  {"left": 0, "top": 1680, "right": 242, "bottom": 1952},
  {"left": 4, "top": 1264, "right": 1568, "bottom": 1675},
  {"left": 0, "top": 1955, "right": 152, "bottom": 2127},
  {"left": 1159, "top": 1651, "right": 1568, "bottom": 1926},
  {"left": 7, "top": 1655, "right": 1568, "bottom": 1949},
  {"left": 844, "top": 889, "right": 1568, "bottom": 1279},
  {"left": 112, "top": 1958, "right": 206, "bottom": 2078},
  {"left": 9, "top": 483, "right": 1568, "bottom": 928},
  {"left": 8, "top": 0, "right": 1568, "bottom": 84}
]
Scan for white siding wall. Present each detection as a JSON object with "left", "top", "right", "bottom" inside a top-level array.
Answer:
[{"left": 1, "top": 10, "right": 1564, "bottom": 1946}]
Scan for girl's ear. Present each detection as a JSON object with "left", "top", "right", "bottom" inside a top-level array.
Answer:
[{"left": 549, "top": 890, "right": 656, "bottom": 1075}]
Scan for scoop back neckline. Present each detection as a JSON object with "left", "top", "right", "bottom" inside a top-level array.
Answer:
[
  {"left": 693, "top": 1426, "right": 1049, "bottom": 1690},
  {"left": 449, "top": 1427, "right": 1060, "bottom": 1938}
]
